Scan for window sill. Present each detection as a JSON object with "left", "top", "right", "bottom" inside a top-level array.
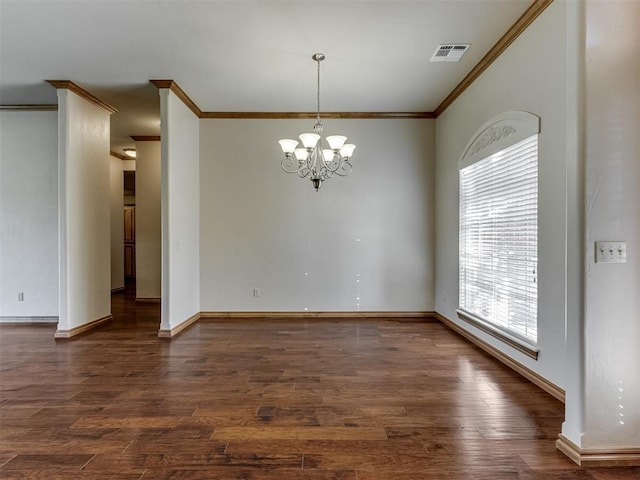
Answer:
[{"left": 456, "top": 309, "right": 539, "bottom": 360}]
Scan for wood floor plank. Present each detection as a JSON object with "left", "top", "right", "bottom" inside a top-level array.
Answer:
[
  {"left": 0, "top": 471, "right": 145, "bottom": 480},
  {"left": 83, "top": 452, "right": 302, "bottom": 470},
  {"left": 1, "top": 454, "right": 94, "bottom": 469},
  {"left": 0, "top": 454, "right": 16, "bottom": 468},
  {"left": 138, "top": 468, "right": 355, "bottom": 480},
  {"left": 0, "top": 285, "right": 637, "bottom": 478},
  {"left": 71, "top": 416, "right": 183, "bottom": 429},
  {"left": 225, "top": 439, "right": 427, "bottom": 456},
  {"left": 212, "top": 426, "right": 388, "bottom": 441},
  {"left": 356, "top": 470, "right": 527, "bottom": 480},
  {"left": 589, "top": 468, "right": 640, "bottom": 480}
]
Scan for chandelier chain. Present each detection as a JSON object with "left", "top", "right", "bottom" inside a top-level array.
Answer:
[{"left": 316, "top": 57, "right": 321, "bottom": 123}]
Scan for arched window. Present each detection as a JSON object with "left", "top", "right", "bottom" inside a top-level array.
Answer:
[{"left": 458, "top": 111, "right": 540, "bottom": 356}]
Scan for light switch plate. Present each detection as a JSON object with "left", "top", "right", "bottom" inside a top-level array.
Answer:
[{"left": 595, "top": 241, "right": 627, "bottom": 263}]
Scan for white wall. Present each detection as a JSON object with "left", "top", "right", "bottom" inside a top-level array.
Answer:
[
  {"left": 110, "top": 154, "right": 124, "bottom": 291},
  {"left": 135, "top": 140, "right": 161, "bottom": 300},
  {"left": 57, "top": 89, "right": 112, "bottom": 332},
  {"left": 435, "top": 1, "right": 568, "bottom": 388},
  {"left": 0, "top": 111, "right": 58, "bottom": 321},
  {"left": 159, "top": 90, "right": 200, "bottom": 330},
  {"left": 199, "top": 118, "right": 435, "bottom": 312},
  {"left": 575, "top": 0, "right": 639, "bottom": 451}
]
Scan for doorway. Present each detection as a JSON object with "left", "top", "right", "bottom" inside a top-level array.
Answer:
[{"left": 124, "top": 205, "right": 135, "bottom": 278}]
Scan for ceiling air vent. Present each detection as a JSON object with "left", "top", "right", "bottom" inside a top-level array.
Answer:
[{"left": 430, "top": 44, "right": 470, "bottom": 62}]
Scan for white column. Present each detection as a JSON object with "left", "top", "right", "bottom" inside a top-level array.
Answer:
[
  {"left": 55, "top": 86, "right": 114, "bottom": 337},
  {"left": 157, "top": 86, "right": 200, "bottom": 335},
  {"left": 559, "top": 0, "right": 640, "bottom": 465}
]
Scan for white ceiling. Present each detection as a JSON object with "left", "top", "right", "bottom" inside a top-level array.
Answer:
[{"left": 0, "top": 0, "right": 532, "bottom": 154}]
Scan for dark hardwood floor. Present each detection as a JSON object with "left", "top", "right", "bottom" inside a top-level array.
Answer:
[{"left": 0, "top": 287, "right": 638, "bottom": 479}]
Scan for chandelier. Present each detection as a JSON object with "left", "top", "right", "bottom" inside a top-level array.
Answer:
[{"left": 278, "top": 53, "right": 355, "bottom": 191}]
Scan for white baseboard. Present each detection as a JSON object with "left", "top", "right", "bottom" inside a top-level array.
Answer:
[
  {"left": 556, "top": 434, "right": 640, "bottom": 467},
  {"left": 0, "top": 316, "right": 58, "bottom": 324},
  {"left": 136, "top": 297, "right": 161, "bottom": 304},
  {"left": 158, "top": 312, "right": 200, "bottom": 339},
  {"left": 200, "top": 311, "right": 436, "bottom": 320},
  {"left": 54, "top": 315, "right": 112, "bottom": 339}
]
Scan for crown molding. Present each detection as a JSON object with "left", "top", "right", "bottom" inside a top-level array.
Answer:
[
  {"left": 0, "top": 104, "right": 58, "bottom": 111},
  {"left": 46, "top": 80, "right": 117, "bottom": 115},
  {"left": 200, "top": 111, "right": 435, "bottom": 119},
  {"left": 110, "top": 150, "right": 128, "bottom": 160},
  {"left": 150, "top": 80, "right": 433, "bottom": 119},
  {"left": 434, "top": 0, "right": 554, "bottom": 117},
  {"left": 150, "top": 79, "right": 202, "bottom": 117},
  {"left": 131, "top": 135, "right": 161, "bottom": 141},
  {"left": 151, "top": 79, "right": 434, "bottom": 119}
]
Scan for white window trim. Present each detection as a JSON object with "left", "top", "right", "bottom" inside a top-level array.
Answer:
[
  {"left": 456, "top": 309, "right": 539, "bottom": 360},
  {"left": 458, "top": 111, "right": 541, "bottom": 359},
  {"left": 458, "top": 111, "right": 540, "bottom": 170}
]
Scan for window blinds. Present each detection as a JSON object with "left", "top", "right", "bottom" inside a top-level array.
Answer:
[{"left": 459, "top": 134, "right": 538, "bottom": 343}]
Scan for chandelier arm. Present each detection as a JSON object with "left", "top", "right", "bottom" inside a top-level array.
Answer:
[
  {"left": 323, "top": 153, "right": 344, "bottom": 173},
  {"left": 297, "top": 167, "right": 311, "bottom": 178},
  {"left": 316, "top": 166, "right": 327, "bottom": 180},
  {"left": 333, "top": 160, "right": 353, "bottom": 177},
  {"left": 281, "top": 156, "right": 306, "bottom": 174}
]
